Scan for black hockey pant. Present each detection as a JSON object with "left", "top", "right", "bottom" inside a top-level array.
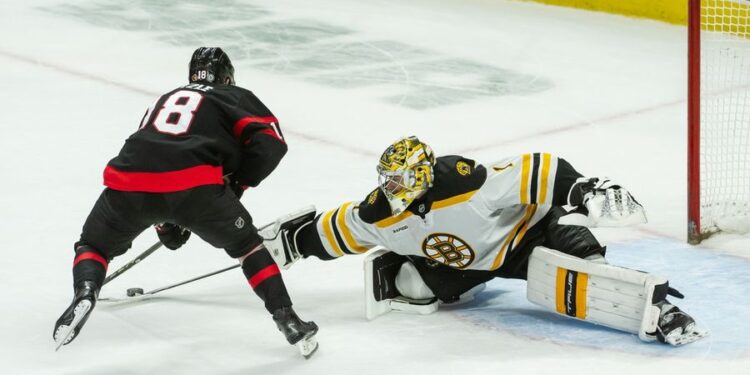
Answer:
[{"left": 70, "top": 184, "right": 291, "bottom": 312}]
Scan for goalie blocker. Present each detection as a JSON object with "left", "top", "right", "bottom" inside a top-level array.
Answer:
[{"left": 259, "top": 205, "right": 316, "bottom": 269}]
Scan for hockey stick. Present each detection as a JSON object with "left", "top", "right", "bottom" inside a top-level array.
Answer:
[
  {"left": 103, "top": 241, "right": 163, "bottom": 286},
  {"left": 99, "top": 264, "right": 240, "bottom": 301}
]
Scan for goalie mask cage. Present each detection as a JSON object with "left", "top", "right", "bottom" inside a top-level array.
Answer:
[{"left": 688, "top": 0, "right": 750, "bottom": 243}]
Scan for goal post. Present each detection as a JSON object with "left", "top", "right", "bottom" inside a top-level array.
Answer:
[{"left": 688, "top": 0, "right": 750, "bottom": 243}]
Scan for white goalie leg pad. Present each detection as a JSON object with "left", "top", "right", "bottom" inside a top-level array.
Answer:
[
  {"left": 259, "top": 205, "right": 316, "bottom": 269},
  {"left": 526, "top": 247, "right": 664, "bottom": 341},
  {"left": 364, "top": 250, "right": 438, "bottom": 320}
]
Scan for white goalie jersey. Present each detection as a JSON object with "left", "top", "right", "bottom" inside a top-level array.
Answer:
[{"left": 313, "top": 154, "right": 571, "bottom": 271}]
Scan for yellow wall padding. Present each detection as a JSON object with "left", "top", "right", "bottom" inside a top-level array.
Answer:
[{"left": 522, "top": 0, "right": 688, "bottom": 25}]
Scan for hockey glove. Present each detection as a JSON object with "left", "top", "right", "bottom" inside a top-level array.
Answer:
[
  {"left": 229, "top": 180, "right": 248, "bottom": 199},
  {"left": 223, "top": 176, "right": 248, "bottom": 199},
  {"left": 155, "top": 223, "right": 191, "bottom": 250},
  {"left": 564, "top": 177, "right": 647, "bottom": 227}
]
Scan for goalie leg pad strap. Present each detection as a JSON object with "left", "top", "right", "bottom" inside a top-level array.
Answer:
[{"left": 526, "top": 246, "right": 665, "bottom": 341}]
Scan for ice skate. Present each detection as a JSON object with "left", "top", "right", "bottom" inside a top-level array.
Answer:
[
  {"left": 653, "top": 301, "right": 709, "bottom": 346},
  {"left": 272, "top": 306, "right": 319, "bottom": 359},
  {"left": 53, "top": 280, "right": 99, "bottom": 350}
]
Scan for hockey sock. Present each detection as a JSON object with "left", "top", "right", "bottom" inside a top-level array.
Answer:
[
  {"left": 72, "top": 245, "right": 108, "bottom": 290},
  {"left": 241, "top": 246, "right": 292, "bottom": 313}
]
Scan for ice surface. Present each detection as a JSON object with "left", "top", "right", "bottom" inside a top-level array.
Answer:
[{"left": 1, "top": 0, "right": 749, "bottom": 374}]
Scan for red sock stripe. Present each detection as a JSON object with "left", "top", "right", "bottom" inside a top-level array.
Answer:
[
  {"left": 248, "top": 264, "right": 280, "bottom": 289},
  {"left": 73, "top": 252, "right": 108, "bottom": 271}
]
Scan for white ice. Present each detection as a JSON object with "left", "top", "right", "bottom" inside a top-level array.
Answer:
[{"left": 1, "top": 0, "right": 749, "bottom": 374}]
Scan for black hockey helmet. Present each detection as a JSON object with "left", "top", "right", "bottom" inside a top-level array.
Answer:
[{"left": 189, "top": 47, "right": 235, "bottom": 85}]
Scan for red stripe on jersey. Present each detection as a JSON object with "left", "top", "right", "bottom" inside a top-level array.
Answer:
[
  {"left": 257, "top": 128, "right": 284, "bottom": 143},
  {"left": 248, "top": 264, "right": 281, "bottom": 289},
  {"left": 233, "top": 116, "right": 279, "bottom": 139},
  {"left": 74, "top": 252, "right": 108, "bottom": 271},
  {"left": 103, "top": 165, "right": 224, "bottom": 192}
]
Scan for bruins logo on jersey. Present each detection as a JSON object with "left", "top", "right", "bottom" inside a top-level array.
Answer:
[
  {"left": 422, "top": 233, "right": 475, "bottom": 269},
  {"left": 456, "top": 161, "right": 472, "bottom": 176},
  {"left": 367, "top": 190, "right": 379, "bottom": 205}
]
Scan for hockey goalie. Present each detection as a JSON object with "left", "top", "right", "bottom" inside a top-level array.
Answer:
[{"left": 261, "top": 136, "right": 708, "bottom": 346}]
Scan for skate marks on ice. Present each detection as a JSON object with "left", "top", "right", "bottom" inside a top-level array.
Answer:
[
  {"left": 450, "top": 238, "right": 750, "bottom": 359},
  {"left": 39, "top": 0, "right": 551, "bottom": 110}
]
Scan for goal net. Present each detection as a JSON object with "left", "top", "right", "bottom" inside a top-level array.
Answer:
[{"left": 689, "top": 0, "right": 750, "bottom": 243}]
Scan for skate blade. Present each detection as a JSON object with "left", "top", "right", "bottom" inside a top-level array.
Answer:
[
  {"left": 296, "top": 334, "right": 319, "bottom": 359},
  {"left": 54, "top": 300, "right": 92, "bottom": 351},
  {"left": 665, "top": 325, "right": 710, "bottom": 346}
]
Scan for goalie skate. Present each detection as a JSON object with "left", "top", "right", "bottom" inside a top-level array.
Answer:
[
  {"left": 260, "top": 205, "right": 316, "bottom": 269},
  {"left": 651, "top": 302, "right": 710, "bottom": 346}
]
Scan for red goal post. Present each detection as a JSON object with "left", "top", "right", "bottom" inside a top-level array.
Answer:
[{"left": 688, "top": 0, "right": 750, "bottom": 243}]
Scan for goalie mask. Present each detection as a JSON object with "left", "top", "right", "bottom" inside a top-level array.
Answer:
[{"left": 377, "top": 136, "right": 436, "bottom": 215}]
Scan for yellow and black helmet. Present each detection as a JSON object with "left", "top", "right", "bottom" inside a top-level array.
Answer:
[{"left": 376, "top": 136, "right": 435, "bottom": 215}]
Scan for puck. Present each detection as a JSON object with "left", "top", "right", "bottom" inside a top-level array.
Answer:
[{"left": 127, "top": 287, "right": 145, "bottom": 297}]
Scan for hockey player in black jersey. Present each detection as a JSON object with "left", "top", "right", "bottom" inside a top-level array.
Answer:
[
  {"left": 263, "top": 136, "right": 708, "bottom": 346},
  {"left": 53, "top": 47, "right": 318, "bottom": 357}
]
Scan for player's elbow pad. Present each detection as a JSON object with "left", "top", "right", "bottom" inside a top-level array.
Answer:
[{"left": 235, "top": 134, "right": 288, "bottom": 187}]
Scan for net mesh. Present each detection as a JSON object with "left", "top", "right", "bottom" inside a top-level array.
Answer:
[{"left": 700, "top": 0, "right": 750, "bottom": 234}]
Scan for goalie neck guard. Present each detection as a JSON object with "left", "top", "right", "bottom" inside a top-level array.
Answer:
[{"left": 376, "top": 136, "right": 436, "bottom": 215}]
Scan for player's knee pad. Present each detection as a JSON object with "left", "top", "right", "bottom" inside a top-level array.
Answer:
[
  {"left": 395, "top": 261, "right": 435, "bottom": 300},
  {"left": 526, "top": 246, "right": 668, "bottom": 342}
]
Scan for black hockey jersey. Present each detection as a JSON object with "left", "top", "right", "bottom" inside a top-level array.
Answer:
[{"left": 104, "top": 83, "right": 286, "bottom": 192}]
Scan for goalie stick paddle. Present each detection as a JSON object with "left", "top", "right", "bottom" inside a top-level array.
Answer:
[{"left": 103, "top": 240, "right": 163, "bottom": 286}]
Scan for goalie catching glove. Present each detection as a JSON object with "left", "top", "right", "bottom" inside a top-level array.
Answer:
[{"left": 562, "top": 177, "right": 647, "bottom": 227}]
